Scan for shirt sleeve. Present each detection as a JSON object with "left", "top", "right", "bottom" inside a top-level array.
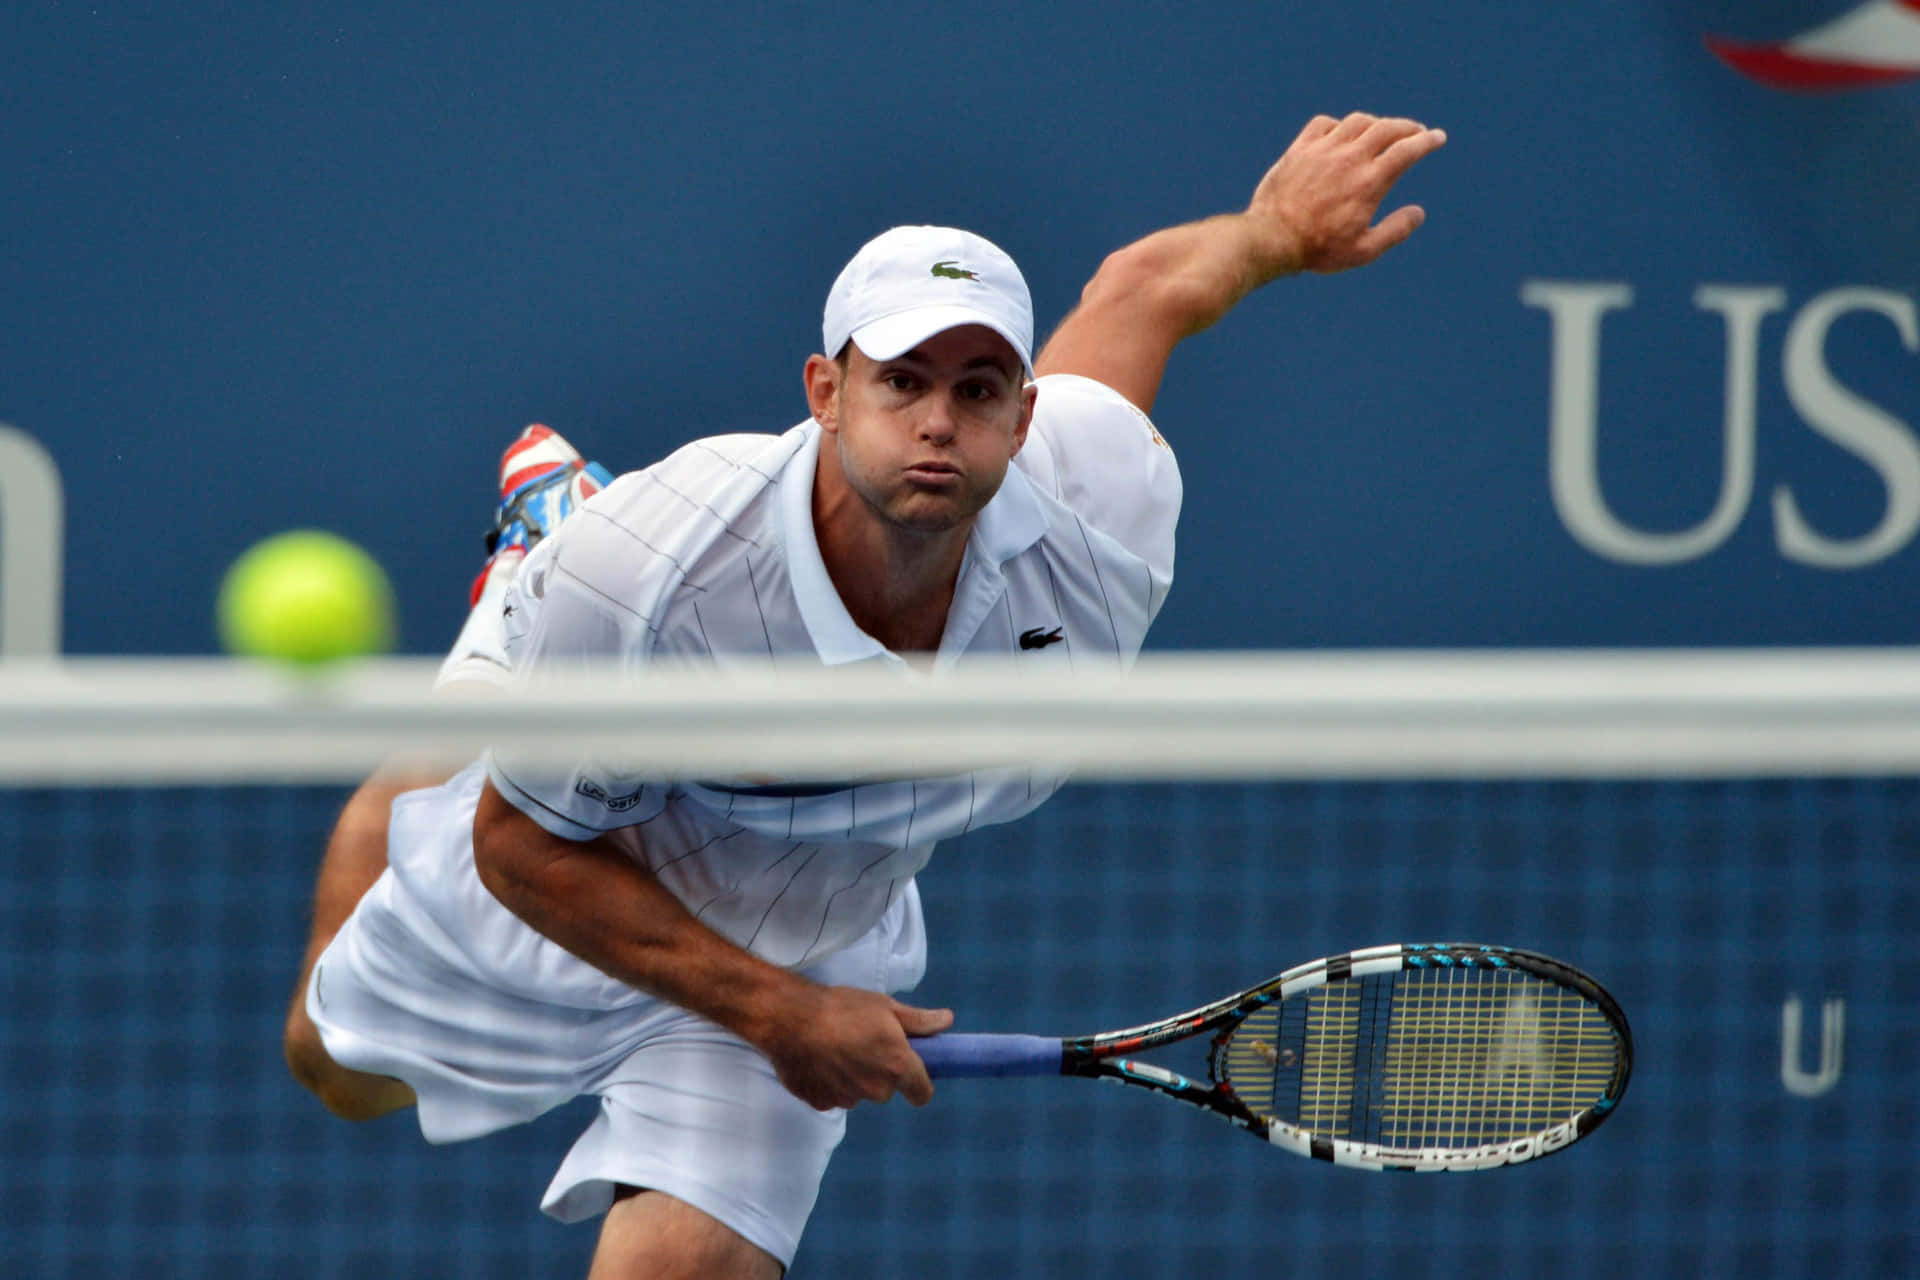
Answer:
[
  {"left": 1015, "top": 374, "right": 1181, "bottom": 588},
  {"left": 482, "top": 510, "right": 673, "bottom": 841}
]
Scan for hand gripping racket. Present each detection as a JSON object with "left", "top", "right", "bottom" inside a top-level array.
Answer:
[{"left": 915, "top": 943, "right": 1631, "bottom": 1171}]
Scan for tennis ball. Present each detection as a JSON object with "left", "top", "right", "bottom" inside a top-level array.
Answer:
[{"left": 217, "top": 529, "right": 396, "bottom": 665}]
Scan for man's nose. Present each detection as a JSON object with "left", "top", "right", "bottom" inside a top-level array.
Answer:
[{"left": 918, "top": 392, "right": 957, "bottom": 442}]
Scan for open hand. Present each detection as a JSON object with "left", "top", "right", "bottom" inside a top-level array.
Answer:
[{"left": 1249, "top": 112, "right": 1447, "bottom": 278}]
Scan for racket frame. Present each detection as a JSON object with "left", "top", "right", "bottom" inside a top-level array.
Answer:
[{"left": 961, "top": 943, "right": 1633, "bottom": 1172}]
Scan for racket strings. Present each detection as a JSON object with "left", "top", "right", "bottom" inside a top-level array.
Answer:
[
  {"left": 1216, "top": 968, "right": 1622, "bottom": 1148},
  {"left": 1376, "top": 969, "right": 1618, "bottom": 1145}
]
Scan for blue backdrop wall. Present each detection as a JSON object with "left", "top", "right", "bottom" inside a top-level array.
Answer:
[{"left": 3, "top": 0, "right": 1916, "bottom": 655}]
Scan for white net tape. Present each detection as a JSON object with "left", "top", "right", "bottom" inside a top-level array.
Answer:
[{"left": 4, "top": 649, "right": 1919, "bottom": 785}]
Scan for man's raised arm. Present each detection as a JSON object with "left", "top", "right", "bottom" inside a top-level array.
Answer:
[{"left": 1034, "top": 112, "right": 1447, "bottom": 413}]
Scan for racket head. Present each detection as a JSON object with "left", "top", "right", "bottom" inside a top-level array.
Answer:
[{"left": 1207, "top": 943, "right": 1631, "bottom": 1170}]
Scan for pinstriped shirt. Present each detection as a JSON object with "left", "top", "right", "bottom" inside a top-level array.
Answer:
[{"left": 488, "top": 373, "right": 1180, "bottom": 969}]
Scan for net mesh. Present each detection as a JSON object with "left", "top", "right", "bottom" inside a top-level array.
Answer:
[{"left": 2, "top": 657, "right": 1916, "bottom": 1278}]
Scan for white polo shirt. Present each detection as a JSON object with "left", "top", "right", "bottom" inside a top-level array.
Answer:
[{"left": 487, "top": 372, "right": 1179, "bottom": 973}]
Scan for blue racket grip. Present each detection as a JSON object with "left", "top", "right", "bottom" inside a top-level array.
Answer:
[{"left": 914, "top": 1033, "right": 1063, "bottom": 1078}]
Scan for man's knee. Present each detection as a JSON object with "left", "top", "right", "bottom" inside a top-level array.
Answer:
[
  {"left": 282, "top": 1005, "right": 361, "bottom": 1118},
  {"left": 283, "top": 1002, "right": 414, "bottom": 1122}
]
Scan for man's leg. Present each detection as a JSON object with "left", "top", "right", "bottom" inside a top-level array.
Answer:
[
  {"left": 283, "top": 770, "right": 438, "bottom": 1119},
  {"left": 282, "top": 425, "right": 611, "bottom": 1118},
  {"left": 589, "top": 1190, "right": 784, "bottom": 1280},
  {"left": 540, "top": 892, "right": 924, "bottom": 1277}
]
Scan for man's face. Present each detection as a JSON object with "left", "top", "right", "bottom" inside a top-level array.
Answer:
[{"left": 812, "top": 324, "right": 1036, "bottom": 534}]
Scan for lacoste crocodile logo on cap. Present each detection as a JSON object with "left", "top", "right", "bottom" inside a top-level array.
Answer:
[{"left": 931, "top": 260, "right": 980, "bottom": 280}]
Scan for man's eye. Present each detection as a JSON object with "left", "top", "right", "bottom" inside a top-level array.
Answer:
[{"left": 885, "top": 373, "right": 915, "bottom": 391}]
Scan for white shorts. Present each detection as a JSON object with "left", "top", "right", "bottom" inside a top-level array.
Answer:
[{"left": 306, "top": 768, "right": 928, "bottom": 1267}]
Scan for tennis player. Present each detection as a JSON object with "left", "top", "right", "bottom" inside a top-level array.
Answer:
[{"left": 285, "top": 112, "right": 1445, "bottom": 1277}]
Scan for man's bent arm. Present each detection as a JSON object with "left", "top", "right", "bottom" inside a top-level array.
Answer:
[
  {"left": 471, "top": 779, "right": 951, "bottom": 1110},
  {"left": 1036, "top": 112, "right": 1447, "bottom": 413}
]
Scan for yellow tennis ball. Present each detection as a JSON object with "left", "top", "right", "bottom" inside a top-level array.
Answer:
[{"left": 217, "top": 530, "right": 396, "bottom": 665}]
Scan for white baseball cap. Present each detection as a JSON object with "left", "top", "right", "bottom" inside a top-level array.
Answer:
[{"left": 821, "top": 225, "right": 1034, "bottom": 375}]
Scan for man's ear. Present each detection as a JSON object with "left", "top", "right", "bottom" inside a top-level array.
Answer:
[
  {"left": 1010, "top": 380, "right": 1038, "bottom": 456},
  {"left": 804, "top": 353, "right": 841, "bottom": 431}
]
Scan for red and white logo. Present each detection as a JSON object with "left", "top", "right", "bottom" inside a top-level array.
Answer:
[{"left": 1707, "top": 0, "right": 1920, "bottom": 90}]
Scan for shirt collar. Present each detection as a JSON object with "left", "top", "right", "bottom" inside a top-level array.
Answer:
[
  {"left": 779, "top": 421, "right": 1052, "bottom": 665},
  {"left": 971, "top": 443, "right": 1049, "bottom": 562},
  {"left": 780, "top": 424, "right": 887, "bottom": 665}
]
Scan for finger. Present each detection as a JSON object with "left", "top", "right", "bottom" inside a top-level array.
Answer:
[
  {"left": 1353, "top": 204, "right": 1427, "bottom": 264},
  {"left": 898, "top": 1055, "right": 936, "bottom": 1107},
  {"left": 1375, "top": 126, "right": 1448, "bottom": 178},
  {"left": 1330, "top": 111, "right": 1378, "bottom": 141},
  {"left": 891, "top": 1000, "right": 955, "bottom": 1037},
  {"left": 1297, "top": 113, "right": 1339, "bottom": 142},
  {"left": 1361, "top": 116, "right": 1430, "bottom": 158}
]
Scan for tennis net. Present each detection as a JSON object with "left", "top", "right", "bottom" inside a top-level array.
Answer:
[{"left": 1, "top": 651, "right": 1913, "bottom": 1278}]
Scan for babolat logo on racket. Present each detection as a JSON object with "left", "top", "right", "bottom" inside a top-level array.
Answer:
[{"left": 930, "top": 260, "right": 979, "bottom": 280}]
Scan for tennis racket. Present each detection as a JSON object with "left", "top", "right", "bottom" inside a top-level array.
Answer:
[{"left": 915, "top": 942, "right": 1631, "bottom": 1171}]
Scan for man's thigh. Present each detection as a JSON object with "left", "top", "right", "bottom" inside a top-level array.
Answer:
[
  {"left": 541, "top": 883, "right": 928, "bottom": 1264},
  {"left": 543, "top": 1018, "right": 847, "bottom": 1269}
]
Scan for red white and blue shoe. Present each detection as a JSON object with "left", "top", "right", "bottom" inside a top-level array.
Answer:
[{"left": 471, "top": 424, "right": 614, "bottom": 603}]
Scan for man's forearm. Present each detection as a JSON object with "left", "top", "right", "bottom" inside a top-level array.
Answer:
[
  {"left": 1084, "top": 212, "right": 1295, "bottom": 344},
  {"left": 471, "top": 779, "right": 952, "bottom": 1110},
  {"left": 1035, "top": 212, "right": 1288, "bottom": 411},
  {"left": 471, "top": 780, "right": 805, "bottom": 1048},
  {"left": 1035, "top": 113, "right": 1445, "bottom": 414}
]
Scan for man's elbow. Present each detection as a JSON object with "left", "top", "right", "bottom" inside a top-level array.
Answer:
[
  {"left": 469, "top": 781, "right": 588, "bottom": 917},
  {"left": 1078, "top": 241, "right": 1229, "bottom": 342},
  {"left": 471, "top": 780, "right": 532, "bottom": 902},
  {"left": 1078, "top": 241, "right": 1164, "bottom": 309}
]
